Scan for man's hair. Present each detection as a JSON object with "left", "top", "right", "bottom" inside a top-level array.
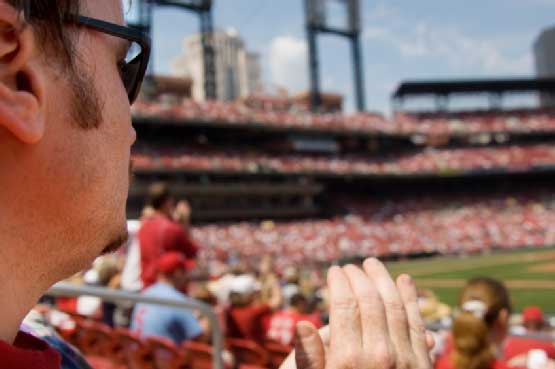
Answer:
[
  {"left": 147, "top": 182, "right": 172, "bottom": 210},
  {"left": 290, "top": 293, "right": 307, "bottom": 309},
  {"left": 7, "top": 1, "right": 81, "bottom": 67},
  {"left": 7, "top": 1, "right": 104, "bottom": 129}
]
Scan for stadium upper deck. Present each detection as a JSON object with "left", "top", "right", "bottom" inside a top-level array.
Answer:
[{"left": 132, "top": 99, "right": 555, "bottom": 138}]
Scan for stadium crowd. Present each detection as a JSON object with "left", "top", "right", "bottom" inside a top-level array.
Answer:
[
  {"left": 192, "top": 191, "right": 555, "bottom": 270},
  {"left": 132, "top": 99, "right": 555, "bottom": 136},
  {"left": 131, "top": 143, "right": 555, "bottom": 176},
  {"left": 23, "top": 184, "right": 555, "bottom": 369}
]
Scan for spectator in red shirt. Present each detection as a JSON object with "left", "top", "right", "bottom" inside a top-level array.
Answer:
[
  {"left": 267, "top": 293, "right": 322, "bottom": 346},
  {"left": 225, "top": 274, "right": 281, "bottom": 342},
  {"left": 435, "top": 277, "right": 513, "bottom": 369},
  {"left": 139, "top": 183, "right": 199, "bottom": 288},
  {"left": 504, "top": 306, "right": 555, "bottom": 363}
]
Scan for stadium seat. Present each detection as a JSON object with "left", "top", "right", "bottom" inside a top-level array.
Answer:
[
  {"left": 226, "top": 338, "right": 269, "bottom": 367},
  {"left": 110, "top": 327, "right": 154, "bottom": 369},
  {"left": 182, "top": 341, "right": 215, "bottom": 369},
  {"left": 146, "top": 336, "right": 188, "bottom": 369},
  {"left": 263, "top": 341, "right": 292, "bottom": 369},
  {"left": 74, "top": 319, "right": 113, "bottom": 356}
]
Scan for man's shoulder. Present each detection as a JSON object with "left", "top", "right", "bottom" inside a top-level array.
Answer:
[
  {"left": 140, "top": 215, "right": 170, "bottom": 229},
  {"left": 143, "top": 282, "right": 187, "bottom": 300},
  {"left": 0, "top": 331, "right": 62, "bottom": 369}
]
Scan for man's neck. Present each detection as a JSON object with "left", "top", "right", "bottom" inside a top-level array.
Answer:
[
  {"left": 0, "top": 269, "right": 43, "bottom": 343},
  {"left": 0, "top": 230, "right": 51, "bottom": 344}
]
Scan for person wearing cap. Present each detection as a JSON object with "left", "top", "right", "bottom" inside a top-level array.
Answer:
[
  {"left": 522, "top": 306, "right": 546, "bottom": 333},
  {"left": 504, "top": 306, "right": 555, "bottom": 364},
  {"left": 225, "top": 274, "right": 281, "bottom": 342},
  {"left": 130, "top": 252, "right": 203, "bottom": 344},
  {"left": 138, "top": 183, "right": 200, "bottom": 289}
]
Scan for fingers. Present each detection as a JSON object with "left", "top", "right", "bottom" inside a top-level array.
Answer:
[
  {"left": 342, "top": 265, "right": 388, "bottom": 351},
  {"left": 328, "top": 266, "right": 363, "bottom": 352},
  {"left": 363, "top": 259, "right": 413, "bottom": 358},
  {"left": 279, "top": 325, "right": 330, "bottom": 369},
  {"left": 397, "top": 274, "right": 432, "bottom": 368},
  {"left": 294, "top": 321, "right": 326, "bottom": 369}
]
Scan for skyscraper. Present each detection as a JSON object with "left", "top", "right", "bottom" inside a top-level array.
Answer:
[{"left": 172, "top": 29, "right": 262, "bottom": 101}]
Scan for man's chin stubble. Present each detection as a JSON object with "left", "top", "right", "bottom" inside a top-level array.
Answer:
[{"left": 101, "top": 160, "right": 135, "bottom": 256}]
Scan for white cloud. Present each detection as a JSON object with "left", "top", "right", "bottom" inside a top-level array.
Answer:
[
  {"left": 268, "top": 36, "right": 308, "bottom": 93},
  {"left": 364, "top": 20, "right": 532, "bottom": 75}
]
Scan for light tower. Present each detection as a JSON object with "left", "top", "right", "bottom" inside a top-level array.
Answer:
[
  {"left": 304, "top": 0, "right": 366, "bottom": 112},
  {"left": 130, "top": 0, "right": 217, "bottom": 100}
]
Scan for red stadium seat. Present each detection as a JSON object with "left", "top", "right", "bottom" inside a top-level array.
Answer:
[
  {"left": 146, "top": 336, "right": 188, "bottom": 369},
  {"left": 74, "top": 319, "right": 112, "bottom": 356},
  {"left": 110, "top": 327, "right": 154, "bottom": 369},
  {"left": 182, "top": 341, "right": 214, "bottom": 369},
  {"left": 226, "top": 338, "right": 269, "bottom": 367}
]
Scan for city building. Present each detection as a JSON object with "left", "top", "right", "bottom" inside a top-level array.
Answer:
[{"left": 172, "top": 29, "right": 262, "bottom": 101}]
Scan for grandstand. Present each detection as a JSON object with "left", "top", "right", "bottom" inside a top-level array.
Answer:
[{"left": 130, "top": 77, "right": 555, "bottom": 267}]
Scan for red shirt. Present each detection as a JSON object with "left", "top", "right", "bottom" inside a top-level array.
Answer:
[
  {"left": 435, "top": 353, "right": 511, "bottom": 369},
  {"left": 266, "top": 310, "right": 323, "bottom": 346},
  {"left": 0, "top": 331, "right": 61, "bottom": 369},
  {"left": 226, "top": 304, "right": 272, "bottom": 342},
  {"left": 138, "top": 215, "right": 199, "bottom": 287},
  {"left": 503, "top": 336, "right": 555, "bottom": 360}
]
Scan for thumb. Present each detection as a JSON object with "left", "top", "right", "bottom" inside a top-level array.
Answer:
[{"left": 294, "top": 321, "right": 326, "bottom": 369}]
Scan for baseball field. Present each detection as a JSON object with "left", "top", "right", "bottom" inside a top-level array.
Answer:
[{"left": 385, "top": 247, "right": 555, "bottom": 312}]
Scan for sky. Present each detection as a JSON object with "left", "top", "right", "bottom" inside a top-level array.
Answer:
[{"left": 126, "top": 0, "right": 555, "bottom": 113}]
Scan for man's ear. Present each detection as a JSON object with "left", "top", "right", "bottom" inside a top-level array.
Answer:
[{"left": 0, "top": 3, "right": 45, "bottom": 145}]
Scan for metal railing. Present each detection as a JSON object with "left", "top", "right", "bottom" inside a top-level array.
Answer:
[{"left": 46, "top": 283, "right": 224, "bottom": 369}]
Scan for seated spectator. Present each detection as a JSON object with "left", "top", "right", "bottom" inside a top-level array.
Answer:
[
  {"left": 267, "top": 293, "right": 322, "bottom": 346},
  {"left": 435, "top": 277, "right": 513, "bottom": 369},
  {"left": 504, "top": 306, "right": 555, "bottom": 363},
  {"left": 131, "top": 252, "right": 203, "bottom": 344},
  {"left": 225, "top": 274, "right": 280, "bottom": 342},
  {"left": 418, "top": 289, "right": 452, "bottom": 325},
  {"left": 522, "top": 306, "right": 547, "bottom": 333}
]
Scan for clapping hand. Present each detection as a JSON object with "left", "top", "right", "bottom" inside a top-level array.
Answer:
[{"left": 281, "top": 258, "right": 433, "bottom": 369}]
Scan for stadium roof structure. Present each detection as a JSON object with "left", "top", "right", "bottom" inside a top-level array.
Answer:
[{"left": 392, "top": 77, "right": 555, "bottom": 99}]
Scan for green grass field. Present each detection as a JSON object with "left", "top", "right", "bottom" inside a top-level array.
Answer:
[{"left": 384, "top": 248, "right": 555, "bottom": 312}]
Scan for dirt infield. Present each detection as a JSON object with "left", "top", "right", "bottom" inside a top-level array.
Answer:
[
  {"left": 393, "top": 250, "right": 555, "bottom": 277},
  {"left": 528, "top": 262, "right": 555, "bottom": 273}
]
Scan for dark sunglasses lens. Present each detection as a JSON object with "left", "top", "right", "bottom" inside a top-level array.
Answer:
[{"left": 121, "top": 42, "right": 143, "bottom": 101}]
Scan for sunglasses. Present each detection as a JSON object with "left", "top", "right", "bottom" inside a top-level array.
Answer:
[{"left": 67, "top": 16, "right": 151, "bottom": 104}]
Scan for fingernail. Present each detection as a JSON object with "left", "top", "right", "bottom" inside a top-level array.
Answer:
[
  {"left": 364, "top": 257, "right": 378, "bottom": 267},
  {"left": 329, "top": 265, "right": 341, "bottom": 274},
  {"left": 400, "top": 274, "right": 413, "bottom": 285}
]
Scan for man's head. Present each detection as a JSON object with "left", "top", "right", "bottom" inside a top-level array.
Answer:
[
  {"left": 156, "top": 252, "right": 193, "bottom": 290},
  {"left": 522, "top": 305, "right": 545, "bottom": 332},
  {"left": 289, "top": 293, "right": 307, "bottom": 314},
  {"left": 0, "top": 0, "right": 142, "bottom": 288},
  {"left": 147, "top": 182, "right": 174, "bottom": 217}
]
